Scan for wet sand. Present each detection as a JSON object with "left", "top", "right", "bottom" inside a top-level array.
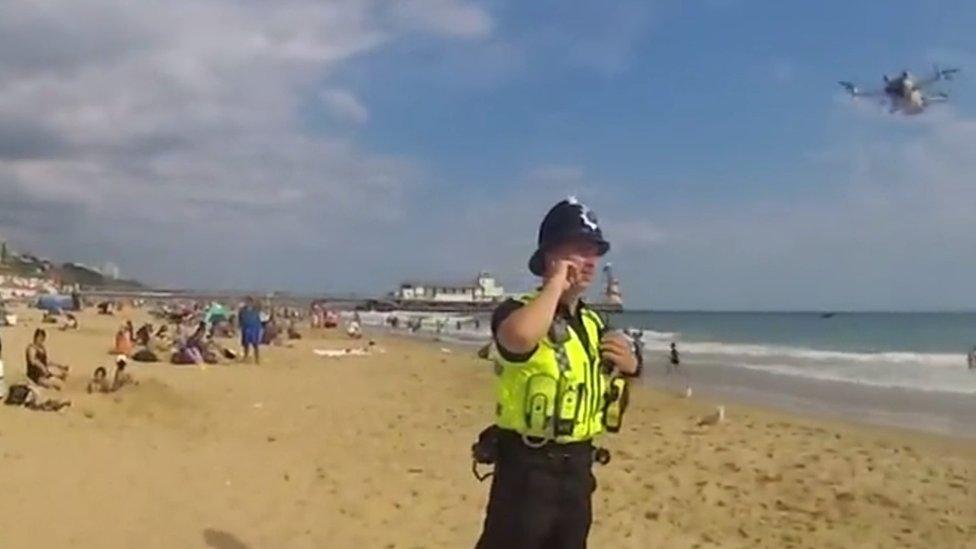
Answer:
[
  {"left": 642, "top": 359, "right": 976, "bottom": 439},
  {"left": 0, "top": 307, "right": 972, "bottom": 548}
]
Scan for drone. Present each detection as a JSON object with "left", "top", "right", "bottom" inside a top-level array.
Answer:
[{"left": 839, "top": 65, "right": 960, "bottom": 115}]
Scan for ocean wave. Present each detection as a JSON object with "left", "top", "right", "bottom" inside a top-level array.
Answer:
[
  {"left": 725, "top": 361, "right": 976, "bottom": 395},
  {"left": 675, "top": 341, "right": 964, "bottom": 368}
]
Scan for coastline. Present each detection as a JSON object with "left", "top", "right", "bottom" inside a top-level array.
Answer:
[{"left": 361, "top": 315, "right": 976, "bottom": 441}]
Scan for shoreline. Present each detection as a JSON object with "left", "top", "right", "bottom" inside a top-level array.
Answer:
[
  {"left": 373, "top": 323, "right": 976, "bottom": 441},
  {"left": 642, "top": 361, "right": 976, "bottom": 441}
]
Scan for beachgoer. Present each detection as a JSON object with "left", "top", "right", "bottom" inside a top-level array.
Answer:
[
  {"left": 26, "top": 328, "right": 69, "bottom": 390},
  {"left": 347, "top": 319, "right": 363, "bottom": 340},
  {"left": 968, "top": 346, "right": 976, "bottom": 370},
  {"left": 188, "top": 321, "right": 207, "bottom": 348},
  {"left": 112, "top": 355, "right": 136, "bottom": 390},
  {"left": 87, "top": 367, "right": 111, "bottom": 393},
  {"left": 238, "top": 297, "right": 263, "bottom": 364},
  {"left": 668, "top": 342, "right": 680, "bottom": 374},
  {"left": 287, "top": 319, "right": 302, "bottom": 340},
  {"left": 626, "top": 328, "right": 645, "bottom": 377},
  {"left": 474, "top": 197, "right": 638, "bottom": 549},
  {"left": 113, "top": 324, "right": 134, "bottom": 356},
  {"left": 135, "top": 323, "right": 153, "bottom": 346},
  {"left": 59, "top": 313, "right": 79, "bottom": 331}
]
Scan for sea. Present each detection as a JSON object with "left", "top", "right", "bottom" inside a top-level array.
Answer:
[
  {"left": 615, "top": 311, "right": 976, "bottom": 396},
  {"left": 357, "top": 310, "right": 976, "bottom": 396}
]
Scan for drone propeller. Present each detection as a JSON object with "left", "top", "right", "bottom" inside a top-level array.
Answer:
[
  {"left": 934, "top": 64, "right": 961, "bottom": 81},
  {"left": 838, "top": 81, "right": 858, "bottom": 95}
]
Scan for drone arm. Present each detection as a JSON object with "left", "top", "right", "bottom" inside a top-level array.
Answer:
[
  {"left": 839, "top": 81, "right": 881, "bottom": 97},
  {"left": 917, "top": 65, "right": 961, "bottom": 88}
]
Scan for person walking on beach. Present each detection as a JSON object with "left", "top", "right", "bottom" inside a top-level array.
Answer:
[
  {"left": 238, "top": 297, "right": 263, "bottom": 364},
  {"left": 968, "top": 345, "right": 976, "bottom": 371},
  {"left": 475, "top": 197, "right": 638, "bottom": 549},
  {"left": 668, "top": 341, "right": 680, "bottom": 374}
]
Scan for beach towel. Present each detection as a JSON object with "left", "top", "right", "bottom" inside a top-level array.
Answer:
[{"left": 313, "top": 348, "right": 369, "bottom": 358}]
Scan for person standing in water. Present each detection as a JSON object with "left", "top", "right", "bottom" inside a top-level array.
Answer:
[
  {"left": 475, "top": 197, "right": 638, "bottom": 549},
  {"left": 668, "top": 342, "right": 680, "bottom": 374}
]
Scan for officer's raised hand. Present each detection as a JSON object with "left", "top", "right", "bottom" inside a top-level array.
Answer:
[
  {"left": 600, "top": 331, "right": 638, "bottom": 375},
  {"left": 545, "top": 257, "right": 582, "bottom": 293}
]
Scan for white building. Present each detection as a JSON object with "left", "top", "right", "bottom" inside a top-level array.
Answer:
[
  {"left": 395, "top": 272, "right": 505, "bottom": 303},
  {"left": 0, "top": 275, "right": 45, "bottom": 299}
]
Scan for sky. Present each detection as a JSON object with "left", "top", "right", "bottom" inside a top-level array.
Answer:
[{"left": 2, "top": 0, "right": 976, "bottom": 310}]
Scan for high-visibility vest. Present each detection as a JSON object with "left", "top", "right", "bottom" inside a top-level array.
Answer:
[{"left": 494, "top": 295, "right": 614, "bottom": 443}]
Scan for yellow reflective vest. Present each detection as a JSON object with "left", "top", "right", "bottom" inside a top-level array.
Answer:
[{"left": 494, "top": 295, "right": 612, "bottom": 443}]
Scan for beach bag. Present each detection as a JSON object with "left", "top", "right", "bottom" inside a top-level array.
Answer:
[
  {"left": 132, "top": 348, "right": 160, "bottom": 363},
  {"left": 5, "top": 384, "right": 33, "bottom": 406}
]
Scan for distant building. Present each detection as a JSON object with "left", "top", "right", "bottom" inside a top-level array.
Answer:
[
  {"left": 394, "top": 272, "right": 505, "bottom": 303},
  {"left": 102, "top": 262, "right": 121, "bottom": 280}
]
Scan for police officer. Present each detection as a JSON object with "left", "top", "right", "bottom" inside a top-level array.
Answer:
[{"left": 475, "top": 197, "right": 638, "bottom": 549}]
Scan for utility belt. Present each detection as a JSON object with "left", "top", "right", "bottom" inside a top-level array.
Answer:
[
  {"left": 499, "top": 428, "right": 594, "bottom": 463},
  {"left": 472, "top": 427, "right": 611, "bottom": 481}
]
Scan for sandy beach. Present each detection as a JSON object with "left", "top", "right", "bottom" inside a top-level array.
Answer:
[{"left": 0, "top": 307, "right": 973, "bottom": 548}]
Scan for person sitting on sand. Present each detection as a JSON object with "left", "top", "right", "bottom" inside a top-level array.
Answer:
[
  {"left": 87, "top": 367, "right": 112, "bottom": 393},
  {"left": 113, "top": 323, "right": 134, "bottom": 356},
  {"left": 112, "top": 355, "right": 136, "bottom": 389},
  {"left": 287, "top": 319, "right": 302, "bottom": 340},
  {"left": 135, "top": 323, "right": 153, "bottom": 347},
  {"left": 26, "top": 328, "right": 69, "bottom": 390},
  {"left": 187, "top": 321, "right": 207, "bottom": 349},
  {"left": 41, "top": 311, "right": 59, "bottom": 324},
  {"left": 59, "top": 313, "right": 79, "bottom": 331},
  {"left": 87, "top": 356, "right": 137, "bottom": 393},
  {"left": 346, "top": 319, "right": 363, "bottom": 340}
]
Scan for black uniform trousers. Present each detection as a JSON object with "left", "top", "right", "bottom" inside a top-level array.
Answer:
[{"left": 476, "top": 429, "right": 596, "bottom": 549}]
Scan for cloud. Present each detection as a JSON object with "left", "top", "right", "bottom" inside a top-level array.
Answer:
[
  {"left": 319, "top": 88, "right": 369, "bottom": 124},
  {"left": 0, "top": 0, "right": 490, "bottom": 290},
  {"left": 389, "top": 0, "right": 493, "bottom": 38}
]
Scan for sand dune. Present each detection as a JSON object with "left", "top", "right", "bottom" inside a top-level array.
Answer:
[{"left": 0, "top": 308, "right": 972, "bottom": 548}]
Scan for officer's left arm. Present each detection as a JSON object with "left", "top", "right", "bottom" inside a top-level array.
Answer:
[{"left": 599, "top": 332, "right": 638, "bottom": 375}]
